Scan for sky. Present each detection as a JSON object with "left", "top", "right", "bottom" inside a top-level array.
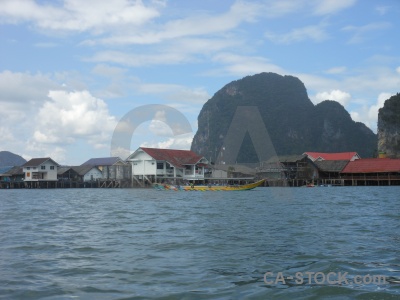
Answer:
[{"left": 1, "top": 0, "right": 399, "bottom": 165}]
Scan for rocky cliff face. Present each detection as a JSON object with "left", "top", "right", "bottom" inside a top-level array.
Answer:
[
  {"left": 378, "top": 93, "right": 400, "bottom": 158},
  {"left": 191, "top": 72, "right": 377, "bottom": 163},
  {"left": 312, "top": 100, "right": 377, "bottom": 154}
]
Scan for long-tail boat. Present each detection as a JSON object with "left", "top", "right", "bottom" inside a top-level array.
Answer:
[{"left": 153, "top": 179, "right": 265, "bottom": 191}]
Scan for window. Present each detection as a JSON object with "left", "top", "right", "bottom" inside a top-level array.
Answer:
[
  {"left": 27, "top": 167, "right": 30, "bottom": 170},
  {"left": 41, "top": 166, "right": 46, "bottom": 170},
  {"left": 50, "top": 166, "right": 55, "bottom": 170},
  {"left": 157, "top": 162, "right": 164, "bottom": 170}
]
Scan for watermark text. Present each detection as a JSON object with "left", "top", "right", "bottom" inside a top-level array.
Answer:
[{"left": 264, "top": 271, "right": 387, "bottom": 285}]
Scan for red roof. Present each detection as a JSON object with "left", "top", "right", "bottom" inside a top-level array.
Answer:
[
  {"left": 140, "top": 147, "right": 204, "bottom": 168},
  {"left": 304, "top": 152, "right": 359, "bottom": 161},
  {"left": 341, "top": 158, "right": 400, "bottom": 173}
]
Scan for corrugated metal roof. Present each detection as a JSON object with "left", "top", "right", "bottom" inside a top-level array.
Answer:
[
  {"left": 57, "top": 167, "right": 71, "bottom": 175},
  {"left": 22, "top": 158, "right": 59, "bottom": 167},
  {"left": 72, "top": 165, "right": 101, "bottom": 176},
  {"left": 81, "top": 157, "right": 124, "bottom": 166},
  {"left": 7, "top": 166, "right": 23, "bottom": 175},
  {"left": 341, "top": 158, "right": 400, "bottom": 173},
  {"left": 213, "top": 164, "right": 256, "bottom": 175},
  {"left": 314, "top": 160, "right": 349, "bottom": 172},
  {"left": 304, "top": 152, "right": 359, "bottom": 161},
  {"left": 265, "top": 155, "right": 306, "bottom": 163},
  {"left": 140, "top": 147, "right": 204, "bottom": 168}
]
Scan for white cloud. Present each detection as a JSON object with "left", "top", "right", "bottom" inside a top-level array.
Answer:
[
  {"left": 265, "top": 24, "right": 329, "bottom": 44},
  {"left": 350, "top": 92, "right": 394, "bottom": 132},
  {"left": 261, "top": 0, "right": 303, "bottom": 18},
  {"left": 25, "top": 141, "right": 67, "bottom": 164},
  {"left": 375, "top": 6, "right": 390, "bottom": 16},
  {"left": 368, "top": 92, "right": 392, "bottom": 124},
  {"left": 299, "top": 64, "right": 400, "bottom": 99},
  {"left": 325, "top": 66, "right": 347, "bottom": 74},
  {"left": 148, "top": 111, "right": 174, "bottom": 136},
  {"left": 342, "top": 22, "right": 391, "bottom": 44},
  {"left": 0, "top": 126, "right": 17, "bottom": 144},
  {"left": 135, "top": 82, "right": 210, "bottom": 104},
  {"left": 0, "top": 70, "right": 60, "bottom": 105},
  {"left": 87, "top": 36, "right": 242, "bottom": 69},
  {"left": 396, "top": 66, "right": 400, "bottom": 74},
  {"left": 84, "top": 1, "right": 263, "bottom": 46},
  {"left": 313, "top": 0, "right": 357, "bottom": 15},
  {"left": 32, "top": 90, "right": 117, "bottom": 148},
  {"left": 141, "top": 133, "right": 194, "bottom": 150},
  {"left": 165, "top": 88, "right": 210, "bottom": 105},
  {"left": 91, "top": 64, "right": 127, "bottom": 78},
  {"left": 210, "top": 53, "right": 285, "bottom": 76},
  {"left": 89, "top": 50, "right": 193, "bottom": 67},
  {"left": 350, "top": 111, "right": 360, "bottom": 122},
  {"left": 314, "top": 90, "right": 351, "bottom": 106},
  {"left": 0, "top": 0, "right": 161, "bottom": 33}
]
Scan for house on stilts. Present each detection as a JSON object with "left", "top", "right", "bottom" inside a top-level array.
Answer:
[
  {"left": 22, "top": 157, "right": 60, "bottom": 188},
  {"left": 126, "top": 147, "right": 209, "bottom": 187}
]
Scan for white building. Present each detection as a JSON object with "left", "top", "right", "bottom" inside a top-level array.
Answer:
[
  {"left": 126, "top": 147, "right": 209, "bottom": 182},
  {"left": 80, "top": 157, "right": 130, "bottom": 180},
  {"left": 22, "top": 158, "right": 59, "bottom": 181},
  {"left": 73, "top": 165, "right": 103, "bottom": 182}
]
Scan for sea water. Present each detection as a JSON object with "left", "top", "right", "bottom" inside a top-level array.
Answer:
[{"left": 0, "top": 187, "right": 399, "bottom": 299}]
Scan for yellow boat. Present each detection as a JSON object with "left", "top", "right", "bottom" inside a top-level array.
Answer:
[{"left": 154, "top": 179, "right": 265, "bottom": 191}]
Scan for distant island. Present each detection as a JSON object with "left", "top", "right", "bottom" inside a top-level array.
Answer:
[
  {"left": 0, "top": 151, "right": 26, "bottom": 167},
  {"left": 191, "top": 72, "right": 378, "bottom": 163}
]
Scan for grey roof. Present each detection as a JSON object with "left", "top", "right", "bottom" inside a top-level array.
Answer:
[
  {"left": 72, "top": 165, "right": 101, "bottom": 176},
  {"left": 314, "top": 160, "right": 349, "bottom": 172},
  {"left": 264, "top": 154, "right": 307, "bottom": 164},
  {"left": 81, "top": 157, "right": 125, "bottom": 166},
  {"left": 257, "top": 162, "right": 285, "bottom": 172},
  {"left": 57, "top": 167, "right": 74, "bottom": 175},
  {"left": 213, "top": 164, "right": 256, "bottom": 175},
  {"left": 7, "top": 166, "right": 23, "bottom": 175},
  {"left": 22, "top": 157, "right": 59, "bottom": 167},
  {"left": 0, "top": 166, "right": 23, "bottom": 176}
]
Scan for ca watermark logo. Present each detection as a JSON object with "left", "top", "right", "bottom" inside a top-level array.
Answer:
[
  {"left": 110, "top": 104, "right": 193, "bottom": 158},
  {"left": 264, "top": 271, "right": 388, "bottom": 286},
  {"left": 110, "top": 104, "right": 279, "bottom": 165}
]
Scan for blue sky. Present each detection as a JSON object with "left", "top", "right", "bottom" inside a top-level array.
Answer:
[{"left": 1, "top": 0, "right": 399, "bottom": 165}]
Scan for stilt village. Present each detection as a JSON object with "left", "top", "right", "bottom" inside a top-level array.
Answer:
[{"left": 1, "top": 147, "right": 400, "bottom": 189}]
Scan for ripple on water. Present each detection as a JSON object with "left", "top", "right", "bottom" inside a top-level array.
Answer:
[{"left": 0, "top": 187, "right": 399, "bottom": 299}]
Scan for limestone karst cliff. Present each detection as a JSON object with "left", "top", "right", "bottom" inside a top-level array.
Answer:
[
  {"left": 378, "top": 93, "right": 400, "bottom": 158},
  {"left": 191, "top": 72, "right": 377, "bottom": 163}
]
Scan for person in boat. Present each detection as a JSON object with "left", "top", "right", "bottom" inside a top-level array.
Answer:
[{"left": 190, "top": 182, "right": 194, "bottom": 189}]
